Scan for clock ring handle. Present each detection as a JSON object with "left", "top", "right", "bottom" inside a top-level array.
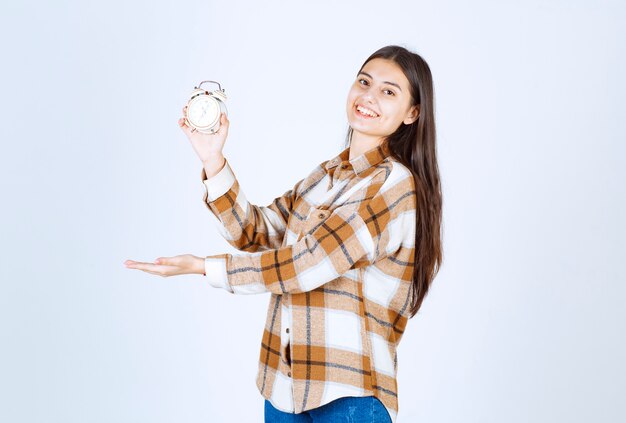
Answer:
[{"left": 196, "top": 80, "right": 224, "bottom": 93}]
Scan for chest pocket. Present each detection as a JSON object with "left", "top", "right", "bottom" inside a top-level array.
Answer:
[{"left": 296, "top": 207, "right": 331, "bottom": 242}]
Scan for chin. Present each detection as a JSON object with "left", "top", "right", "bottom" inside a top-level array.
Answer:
[{"left": 349, "top": 117, "right": 376, "bottom": 133}]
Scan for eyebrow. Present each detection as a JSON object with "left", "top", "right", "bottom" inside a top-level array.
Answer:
[{"left": 357, "top": 71, "right": 403, "bottom": 92}]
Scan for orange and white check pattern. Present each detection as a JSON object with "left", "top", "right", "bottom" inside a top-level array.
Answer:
[{"left": 200, "top": 142, "right": 416, "bottom": 423}]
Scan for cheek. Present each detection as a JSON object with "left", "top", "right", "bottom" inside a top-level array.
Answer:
[
  {"left": 346, "top": 93, "right": 358, "bottom": 112},
  {"left": 346, "top": 89, "right": 358, "bottom": 105},
  {"left": 380, "top": 103, "right": 404, "bottom": 123}
]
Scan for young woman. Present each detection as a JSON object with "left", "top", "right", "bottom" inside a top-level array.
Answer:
[{"left": 125, "top": 44, "right": 442, "bottom": 422}]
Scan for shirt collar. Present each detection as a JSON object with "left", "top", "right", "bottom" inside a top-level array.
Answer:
[{"left": 324, "top": 141, "right": 392, "bottom": 176}]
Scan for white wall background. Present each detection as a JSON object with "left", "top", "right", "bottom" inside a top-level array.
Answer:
[{"left": 1, "top": 0, "right": 624, "bottom": 422}]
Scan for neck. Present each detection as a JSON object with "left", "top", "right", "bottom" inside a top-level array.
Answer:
[{"left": 349, "top": 130, "right": 384, "bottom": 160}]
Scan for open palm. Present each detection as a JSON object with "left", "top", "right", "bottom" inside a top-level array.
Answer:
[{"left": 124, "top": 254, "right": 204, "bottom": 277}]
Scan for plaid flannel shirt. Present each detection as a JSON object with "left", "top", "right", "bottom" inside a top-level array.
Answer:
[{"left": 200, "top": 142, "right": 416, "bottom": 422}]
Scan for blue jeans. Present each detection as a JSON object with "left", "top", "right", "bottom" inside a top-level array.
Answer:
[{"left": 264, "top": 395, "right": 392, "bottom": 423}]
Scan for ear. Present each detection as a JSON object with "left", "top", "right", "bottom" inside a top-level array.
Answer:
[{"left": 404, "top": 104, "right": 420, "bottom": 125}]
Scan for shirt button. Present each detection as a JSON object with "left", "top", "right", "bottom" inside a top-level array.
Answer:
[
  {"left": 286, "top": 328, "right": 289, "bottom": 333},
  {"left": 288, "top": 372, "right": 292, "bottom": 377}
]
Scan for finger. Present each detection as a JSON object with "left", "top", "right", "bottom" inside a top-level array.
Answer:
[
  {"left": 178, "top": 118, "right": 194, "bottom": 137},
  {"left": 214, "top": 113, "right": 227, "bottom": 134},
  {"left": 125, "top": 261, "right": 163, "bottom": 273},
  {"left": 216, "top": 113, "right": 226, "bottom": 130},
  {"left": 128, "top": 265, "right": 169, "bottom": 278}
]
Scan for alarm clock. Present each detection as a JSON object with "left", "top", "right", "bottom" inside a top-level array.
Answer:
[{"left": 184, "top": 80, "right": 227, "bottom": 134}]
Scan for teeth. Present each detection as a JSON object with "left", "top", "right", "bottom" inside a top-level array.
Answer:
[{"left": 357, "top": 105, "right": 378, "bottom": 117}]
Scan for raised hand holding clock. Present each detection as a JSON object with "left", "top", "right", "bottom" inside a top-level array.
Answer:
[{"left": 178, "top": 80, "right": 230, "bottom": 165}]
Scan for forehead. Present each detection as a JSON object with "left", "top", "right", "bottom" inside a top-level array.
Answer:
[{"left": 359, "top": 58, "right": 409, "bottom": 91}]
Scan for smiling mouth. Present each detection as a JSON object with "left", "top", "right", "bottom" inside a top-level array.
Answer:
[{"left": 355, "top": 104, "right": 379, "bottom": 118}]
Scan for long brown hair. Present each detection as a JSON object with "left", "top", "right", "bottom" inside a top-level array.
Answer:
[{"left": 345, "top": 45, "right": 443, "bottom": 318}]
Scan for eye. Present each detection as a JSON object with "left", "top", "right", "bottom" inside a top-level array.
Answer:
[
  {"left": 358, "top": 78, "right": 369, "bottom": 86},
  {"left": 384, "top": 89, "right": 395, "bottom": 96}
]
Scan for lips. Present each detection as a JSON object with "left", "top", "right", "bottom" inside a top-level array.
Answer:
[{"left": 355, "top": 104, "right": 379, "bottom": 118}]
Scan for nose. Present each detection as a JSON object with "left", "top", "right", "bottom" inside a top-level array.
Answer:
[
  {"left": 359, "top": 94, "right": 375, "bottom": 107},
  {"left": 362, "top": 92, "right": 374, "bottom": 102}
]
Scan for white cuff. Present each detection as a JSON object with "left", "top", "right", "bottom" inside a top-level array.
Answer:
[
  {"left": 203, "top": 159, "right": 236, "bottom": 202},
  {"left": 204, "top": 257, "right": 232, "bottom": 293}
]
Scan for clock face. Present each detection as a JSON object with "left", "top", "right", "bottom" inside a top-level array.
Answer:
[{"left": 188, "top": 96, "right": 219, "bottom": 128}]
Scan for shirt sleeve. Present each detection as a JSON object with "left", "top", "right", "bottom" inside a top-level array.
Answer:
[
  {"left": 203, "top": 171, "right": 416, "bottom": 295},
  {"left": 201, "top": 158, "right": 307, "bottom": 252}
]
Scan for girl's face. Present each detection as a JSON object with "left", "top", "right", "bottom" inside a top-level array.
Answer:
[{"left": 346, "top": 57, "right": 419, "bottom": 140}]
